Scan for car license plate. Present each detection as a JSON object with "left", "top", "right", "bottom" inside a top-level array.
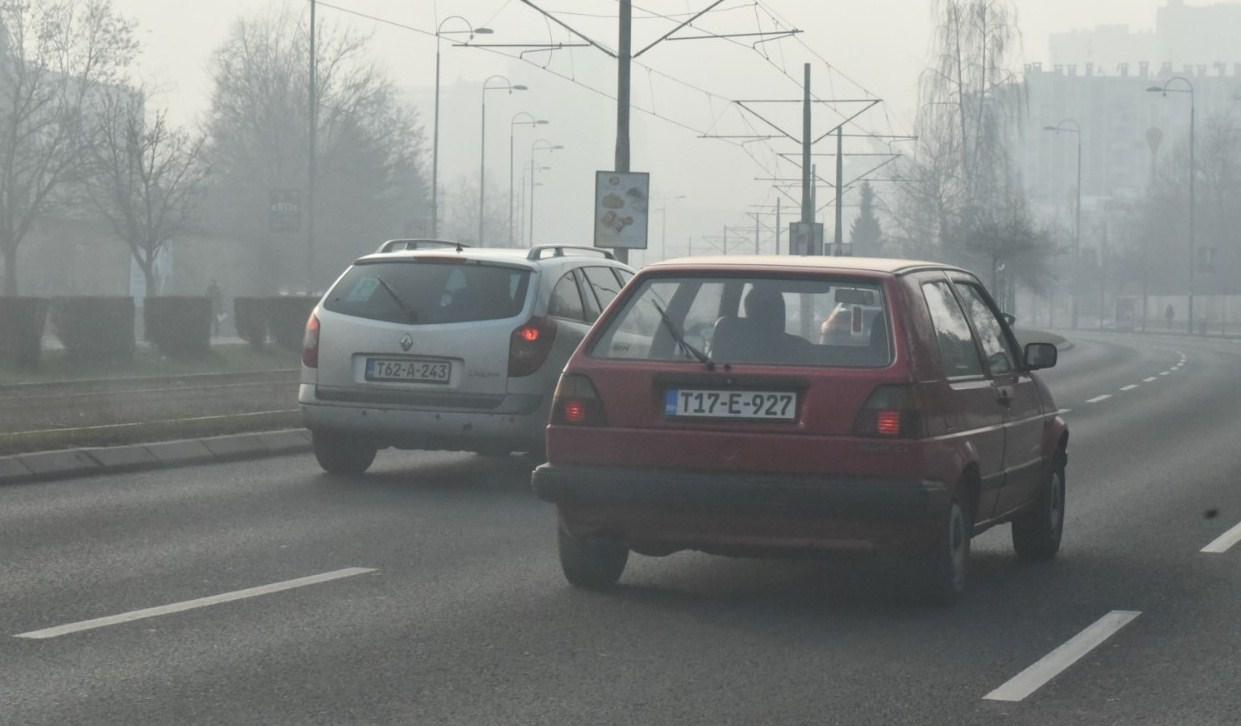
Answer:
[
  {"left": 365, "top": 357, "right": 452, "bottom": 384},
  {"left": 665, "top": 389, "right": 797, "bottom": 420}
]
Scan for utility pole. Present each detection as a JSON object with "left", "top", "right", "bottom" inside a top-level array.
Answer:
[
  {"left": 801, "top": 64, "right": 812, "bottom": 230},
  {"left": 776, "top": 197, "right": 781, "bottom": 254},
  {"left": 723, "top": 225, "right": 728, "bottom": 255},
  {"left": 614, "top": 0, "right": 633, "bottom": 264},
  {"left": 307, "top": 0, "right": 316, "bottom": 291},
  {"left": 834, "top": 126, "right": 844, "bottom": 256},
  {"left": 508, "top": 0, "right": 730, "bottom": 263}
]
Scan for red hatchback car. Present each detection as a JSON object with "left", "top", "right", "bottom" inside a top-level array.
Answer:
[{"left": 532, "top": 256, "right": 1067, "bottom": 603}]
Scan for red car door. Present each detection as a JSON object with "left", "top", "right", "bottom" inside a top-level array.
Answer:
[
  {"left": 952, "top": 278, "right": 1047, "bottom": 518},
  {"left": 917, "top": 275, "right": 1007, "bottom": 520}
]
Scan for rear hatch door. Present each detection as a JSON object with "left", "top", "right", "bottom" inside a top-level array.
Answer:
[{"left": 316, "top": 257, "right": 534, "bottom": 403}]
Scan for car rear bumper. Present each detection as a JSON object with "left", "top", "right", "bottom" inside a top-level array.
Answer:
[
  {"left": 300, "top": 384, "right": 546, "bottom": 451},
  {"left": 532, "top": 463, "right": 951, "bottom": 555}
]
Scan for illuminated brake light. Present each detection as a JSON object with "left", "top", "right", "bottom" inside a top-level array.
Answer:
[
  {"left": 563, "top": 400, "right": 587, "bottom": 424},
  {"left": 875, "top": 410, "right": 902, "bottom": 436},
  {"left": 509, "top": 317, "right": 557, "bottom": 377},
  {"left": 552, "top": 374, "right": 606, "bottom": 426},
  {"left": 853, "top": 385, "right": 922, "bottom": 438}
]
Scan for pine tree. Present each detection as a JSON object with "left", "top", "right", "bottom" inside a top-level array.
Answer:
[{"left": 850, "top": 182, "right": 884, "bottom": 256}]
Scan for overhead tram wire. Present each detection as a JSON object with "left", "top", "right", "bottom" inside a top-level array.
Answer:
[{"left": 314, "top": 2, "right": 743, "bottom": 147}]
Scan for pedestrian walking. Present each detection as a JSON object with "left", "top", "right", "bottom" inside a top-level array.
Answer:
[{"left": 1164, "top": 304, "right": 1174, "bottom": 330}]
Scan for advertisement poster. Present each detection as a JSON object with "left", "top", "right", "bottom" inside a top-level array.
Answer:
[{"left": 594, "top": 171, "right": 650, "bottom": 250}]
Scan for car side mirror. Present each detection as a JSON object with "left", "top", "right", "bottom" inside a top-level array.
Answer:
[
  {"left": 1001, "top": 312, "right": 1016, "bottom": 327},
  {"left": 1024, "top": 342, "right": 1057, "bottom": 370}
]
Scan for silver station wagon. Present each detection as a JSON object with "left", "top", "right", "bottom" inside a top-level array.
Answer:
[{"left": 299, "top": 241, "right": 634, "bottom": 475}]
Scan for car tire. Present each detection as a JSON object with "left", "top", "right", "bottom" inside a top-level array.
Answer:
[
  {"left": 920, "top": 497, "right": 970, "bottom": 606},
  {"left": 558, "top": 523, "right": 628, "bottom": 590},
  {"left": 1012, "top": 464, "right": 1066, "bottom": 561},
  {"left": 312, "top": 431, "right": 377, "bottom": 476}
]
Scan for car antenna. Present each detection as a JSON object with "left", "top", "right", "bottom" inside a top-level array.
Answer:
[{"left": 455, "top": 242, "right": 464, "bottom": 252}]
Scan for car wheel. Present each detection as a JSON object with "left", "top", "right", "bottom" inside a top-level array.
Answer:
[
  {"left": 312, "top": 430, "right": 377, "bottom": 476},
  {"left": 557, "top": 523, "right": 628, "bottom": 590},
  {"left": 921, "top": 497, "right": 970, "bottom": 606},
  {"left": 1012, "top": 464, "right": 1066, "bottom": 561}
]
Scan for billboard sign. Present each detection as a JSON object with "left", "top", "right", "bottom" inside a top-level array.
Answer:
[{"left": 594, "top": 171, "right": 650, "bottom": 250}]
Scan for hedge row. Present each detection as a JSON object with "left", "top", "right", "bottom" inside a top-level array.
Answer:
[
  {"left": 233, "top": 296, "right": 319, "bottom": 351},
  {"left": 144, "top": 296, "right": 213, "bottom": 359},
  {"left": 50, "top": 297, "right": 137, "bottom": 363},
  {"left": 0, "top": 297, "right": 50, "bottom": 368}
]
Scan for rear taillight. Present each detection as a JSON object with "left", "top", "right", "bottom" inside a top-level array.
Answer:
[
  {"left": 508, "top": 317, "right": 557, "bottom": 377},
  {"left": 551, "top": 373, "right": 607, "bottom": 426},
  {"left": 853, "top": 384, "right": 923, "bottom": 438},
  {"left": 302, "top": 313, "right": 320, "bottom": 368}
]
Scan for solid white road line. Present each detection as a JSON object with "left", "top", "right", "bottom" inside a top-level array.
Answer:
[
  {"left": 1143, "top": 377, "right": 1158, "bottom": 383},
  {"left": 1201, "top": 521, "right": 1241, "bottom": 554},
  {"left": 1120, "top": 385, "right": 1139, "bottom": 392},
  {"left": 983, "top": 610, "right": 1142, "bottom": 702},
  {"left": 14, "top": 567, "right": 377, "bottom": 640},
  {"left": 1085, "top": 395, "right": 1112, "bottom": 404}
]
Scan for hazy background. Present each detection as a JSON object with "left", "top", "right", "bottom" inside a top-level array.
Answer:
[{"left": 112, "top": 0, "right": 1164, "bottom": 258}]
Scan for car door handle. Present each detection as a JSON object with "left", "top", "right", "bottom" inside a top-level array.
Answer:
[{"left": 996, "top": 388, "right": 1013, "bottom": 406}]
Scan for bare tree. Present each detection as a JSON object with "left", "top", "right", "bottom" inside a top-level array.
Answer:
[
  {"left": 85, "top": 88, "right": 206, "bottom": 295},
  {"left": 0, "top": 0, "right": 136, "bottom": 295},
  {"left": 895, "top": 0, "right": 1027, "bottom": 266},
  {"left": 204, "top": 6, "right": 429, "bottom": 290}
]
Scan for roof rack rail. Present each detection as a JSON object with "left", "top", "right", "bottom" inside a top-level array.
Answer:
[
  {"left": 378, "top": 239, "right": 468, "bottom": 253},
  {"left": 526, "top": 245, "right": 615, "bottom": 261}
]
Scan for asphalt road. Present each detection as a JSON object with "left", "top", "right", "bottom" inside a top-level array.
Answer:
[{"left": 2, "top": 331, "right": 1240, "bottom": 725}]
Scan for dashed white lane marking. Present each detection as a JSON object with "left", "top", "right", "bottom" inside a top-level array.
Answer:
[
  {"left": 983, "top": 610, "right": 1142, "bottom": 702},
  {"left": 1085, "top": 394, "right": 1112, "bottom": 404},
  {"left": 14, "top": 567, "right": 377, "bottom": 640},
  {"left": 1057, "top": 408, "right": 1072, "bottom": 415},
  {"left": 1120, "top": 384, "right": 1139, "bottom": 392},
  {"left": 1143, "top": 377, "right": 1158, "bottom": 383},
  {"left": 1159, "top": 371, "right": 1171, "bottom": 376},
  {"left": 1201, "top": 521, "right": 1241, "bottom": 554}
]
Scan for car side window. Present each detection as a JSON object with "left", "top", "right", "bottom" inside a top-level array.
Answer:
[
  {"left": 548, "top": 271, "right": 587, "bottom": 321},
  {"left": 955, "top": 282, "right": 1018, "bottom": 376},
  {"left": 922, "top": 280, "right": 984, "bottom": 378},
  {"left": 575, "top": 270, "right": 602, "bottom": 321},
  {"left": 583, "top": 267, "right": 623, "bottom": 312}
]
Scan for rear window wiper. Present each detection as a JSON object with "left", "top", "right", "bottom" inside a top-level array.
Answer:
[
  {"left": 373, "top": 276, "right": 418, "bottom": 323},
  {"left": 650, "top": 300, "right": 713, "bottom": 369}
]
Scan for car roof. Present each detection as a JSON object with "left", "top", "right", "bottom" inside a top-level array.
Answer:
[
  {"left": 643, "top": 255, "right": 967, "bottom": 277},
  {"left": 354, "top": 246, "right": 628, "bottom": 270}
]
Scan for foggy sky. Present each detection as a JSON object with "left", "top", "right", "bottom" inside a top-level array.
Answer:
[{"left": 114, "top": 0, "right": 1174, "bottom": 255}]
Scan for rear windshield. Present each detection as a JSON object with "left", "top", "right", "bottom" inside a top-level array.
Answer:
[
  {"left": 323, "top": 260, "right": 531, "bottom": 325},
  {"left": 592, "top": 275, "right": 892, "bottom": 368}
]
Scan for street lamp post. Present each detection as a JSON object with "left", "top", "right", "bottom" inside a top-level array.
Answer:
[
  {"left": 1148, "top": 77, "right": 1196, "bottom": 335},
  {"left": 479, "top": 76, "right": 527, "bottom": 246},
  {"left": 432, "top": 18, "right": 490, "bottom": 238},
  {"left": 1044, "top": 120, "right": 1082, "bottom": 329},
  {"left": 527, "top": 139, "right": 563, "bottom": 245},
  {"left": 655, "top": 195, "right": 687, "bottom": 262},
  {"left": 510, "top": 112, "right": 548, "bottom": 246}
]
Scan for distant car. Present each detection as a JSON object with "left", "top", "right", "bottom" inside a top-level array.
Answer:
[
  {"left": 299, "top": 244, "right": 634, "bottom": 475},
  {"left": 532, "top": 256, "right": 1067, "bottom": 604}
]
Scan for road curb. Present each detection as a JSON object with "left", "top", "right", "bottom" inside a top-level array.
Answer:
[{"left": 0, "top": 428, "right": 311, "bottom": 486}]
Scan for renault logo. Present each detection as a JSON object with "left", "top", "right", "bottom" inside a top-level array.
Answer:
[{"left": 400, "top": 334, "right": 413, "bottom": 352}]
